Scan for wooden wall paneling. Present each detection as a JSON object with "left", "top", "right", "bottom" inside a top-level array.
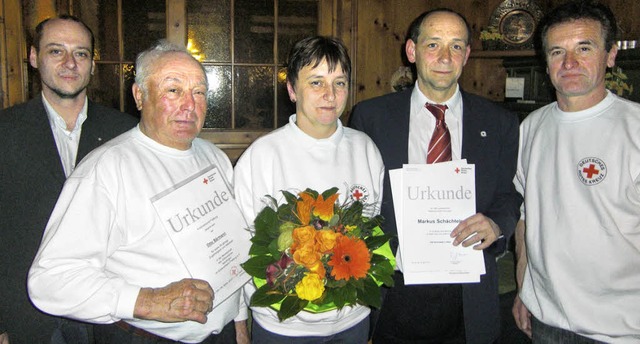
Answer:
[
  {"left": 460, "top": 57, "right": 507, "bottom": 102},
  {"left": 354, "top": 0, "right": 426, "bottom": 104},
  {"left": 1, "top": 0, "right": 7, "bottom": 108},
  {"left": 4, "top": 0, "right": 25, "bottom": 106},
  {"left": 319, "top": 0, "right": 356, "bottom": 121}
]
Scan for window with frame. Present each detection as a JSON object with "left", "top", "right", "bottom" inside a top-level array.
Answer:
[{"left": 23, "top": 0, "right": 319, "bottom": 130}]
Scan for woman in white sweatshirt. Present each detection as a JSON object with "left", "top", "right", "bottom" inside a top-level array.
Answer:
[{"left": 234, "top": 36, "right": 384, "bottom": 343}]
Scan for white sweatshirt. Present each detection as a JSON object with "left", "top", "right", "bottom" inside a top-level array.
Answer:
[
  {"left": 234, "top": 115, "right": 385, "bottom": 337},
  {"left": 516, "top": 92, "right": 640, "bottom": 343},
  {"left": 29, "top": 126, "right": 248, "bottom": 343}
]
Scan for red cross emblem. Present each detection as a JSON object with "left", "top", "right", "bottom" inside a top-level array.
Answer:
[
  {"left": 352, "top": 189, "right": 363, "bottom": 200},
  {"left": 203, "top": 178, "right": 209, "bottom": 184},
  {"left": 582, "top": 164, "right": 599, "bottom": 179}
]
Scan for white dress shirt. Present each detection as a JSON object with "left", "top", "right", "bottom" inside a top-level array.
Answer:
[{"left": 43, "top": 93, "right": 88, "bottom": 177}]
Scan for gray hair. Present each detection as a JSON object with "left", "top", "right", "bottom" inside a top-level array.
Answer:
[{"left": 134, "top": 39, "right": 208, "bottom": 97}]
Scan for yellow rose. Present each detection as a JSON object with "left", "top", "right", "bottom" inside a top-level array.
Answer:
[
  {"left": 293, "top": 243, "right": 321, "bottom": 268},
  {"left": 307, "top": 260, "right": 326, "bottom": 278},
  {"left": 315, "top": 230, "right": 339, "bottom": 254},
  {"left": 293, "top": 225, "right": 316, "bottom": 245},
  {"left": 295, "top": 273, "right": 325, "bottom": 301}
]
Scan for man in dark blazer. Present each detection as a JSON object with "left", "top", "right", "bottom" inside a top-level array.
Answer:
[
  {"left": 0, "top": 15, "right": 137, "bottom": 344},
  {"left": 350, "top": 9, "right": 521, "bottom": 344}
]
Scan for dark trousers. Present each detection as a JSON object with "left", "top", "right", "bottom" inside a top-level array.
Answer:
[
  {"left": 93, "top": 321, "right": 236, "bottom": 344},
  {"left": 372, "top": 271, "right": 466, "bottom": 344}
]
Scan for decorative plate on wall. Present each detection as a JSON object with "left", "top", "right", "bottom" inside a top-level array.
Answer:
[{"left": 489, "top": 0, "right": 544, "bottom": 50}]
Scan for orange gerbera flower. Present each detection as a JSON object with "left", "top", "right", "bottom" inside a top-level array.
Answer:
[
  {"left": 313, "top": 193, "right": 339, "bottom": 221},
  {"left": 328, "top": 235, "right": 371, "bottom": 281},
  {"left": 296, "top": 193, "right": 315, "bottom": 225}
]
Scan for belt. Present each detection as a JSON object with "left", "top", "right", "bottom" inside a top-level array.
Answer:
[{"left": 115, "top": 321, "right": 167, "bottom": 340}]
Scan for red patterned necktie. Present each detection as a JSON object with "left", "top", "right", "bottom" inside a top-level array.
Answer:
[{"left": 426, "top": 103, "right": 451, "bottom": 163}]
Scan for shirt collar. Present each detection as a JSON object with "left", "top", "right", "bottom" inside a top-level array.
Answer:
[
  {"left": 42, "top": 93, "right": 89, "bottom": 134},
  {"left": 410, "top": 82, "right": 463, "bottom": 120}
]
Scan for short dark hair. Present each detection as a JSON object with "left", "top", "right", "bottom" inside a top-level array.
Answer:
[
  {"left": 407, "top": 8, "right": 472, "bottom": 46},
  {"left": 286, "top": 36, "right": 351, "bottom": 88},
  {"left": 33, "top": 15, "right": 95, "bottom": 57},
  {"left": 539, "top": 0, "right": 618, "bottom": 52}
]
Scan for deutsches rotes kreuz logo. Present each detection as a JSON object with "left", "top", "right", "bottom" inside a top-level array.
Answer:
[
  {"left": 349, "top": 184, "right": 369, "bottom": 203},
  {"left": 577, "top": 157, "right": 607, "bottom": 186}
]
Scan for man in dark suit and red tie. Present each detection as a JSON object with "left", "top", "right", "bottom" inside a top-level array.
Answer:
[{"left": 350, "top": 8, "right": 522, "bottom": 344}]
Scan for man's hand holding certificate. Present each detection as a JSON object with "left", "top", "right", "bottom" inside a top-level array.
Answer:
[
  {"left": 390, "top": 161, "right": 485, "bottom": 285},
  {"left": 151, "top": 166, "right": 251, "bottom": 309}
]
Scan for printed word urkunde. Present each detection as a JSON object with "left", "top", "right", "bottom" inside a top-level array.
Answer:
[
  {"left": 406, "top": 186, "right": 473, "bottom": 201},
  {"left": 166, "top": 190, "right": 230, "bottom": 232}
]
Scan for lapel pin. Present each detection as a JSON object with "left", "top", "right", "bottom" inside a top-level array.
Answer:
[{"left": 480, "top": 131, "right": 487, "bottom": 137}]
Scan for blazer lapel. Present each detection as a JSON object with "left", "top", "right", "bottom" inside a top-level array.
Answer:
[
  {"left": 77, "top": 100, "right": 104, "bottom": 163},
  {"left": 384, "top": 89, "right": 411, "bottom": 170},
  {"left": 460, "top": 91, "right": 486, "bottom": 160}
]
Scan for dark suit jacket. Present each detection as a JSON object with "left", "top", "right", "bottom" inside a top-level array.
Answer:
[
  {"left": 0, "top": 97, "right": 137, "bottom": 344},
  {"left": 350, "top": 87, "right": 522, "bottom": 343}
]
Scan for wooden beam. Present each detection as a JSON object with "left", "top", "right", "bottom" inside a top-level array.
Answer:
[
  {"left": 1, "top": 0, "right": 8, "bottom": 108},
  {"left": 166, "top": 0, "right": 186, "bottom": 46}
]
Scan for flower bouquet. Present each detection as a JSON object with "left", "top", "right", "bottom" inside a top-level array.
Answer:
[{"left": 241, "top": 187, "right": 395, "bottom": 321}]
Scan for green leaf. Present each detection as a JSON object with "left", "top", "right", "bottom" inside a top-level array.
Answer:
[
  {"left": 365, "top": 233, "right": 393, "bottom": 251},
  {"left": 357, "top": 277, "right": 383, "bottom": 308},
  {"left": 321, "top": 187, "right": 339, "bottom": 199},
  {"left": 250, "top": 284, "right": 286, "bottom": 307},
  {"left": 282, "top": 190, "right": 298, "bottom": 205},
  {"left": 278, "top": 295, "right": 308, "bottom": 321},
  {"left": 241, "top": 256, "right": 276, "bottom": 277},
  {"left": 321, "top": 288, "right": 336, "bottom": 305},
  {"left": 369, "top": 256, "right": 395, "bottom": 287},
  {"left": 332, "top": 283, "right": 357, "bottom": 309},
  {"left": 268, "top": 238, "right": 281, "bottom": 258},
  {"left": 277, "top": 203, "right": 298, "bottom": 223},
  {"left": 349, "top": 278, "right": 365, "bottom": 290},
  {"left": 250, "top": 232, "right": 271, "bottom": 247},
  {"left": 340, "top": 201, "right": 363, "bottom": 225},
  {"left": 249, "top": 244, "right": 271, "bottom": 256},
  {"left": 324, "top": 277, "right": 347, "bottom": 289},
  {"left": 254, "top": 207, "right": 279, "bottom": 239},
  {"left": 360, "top": 215, "right": 384, "bottom": 232},
  {"left": 302, "top": 188, "right": 319, "bottom": 199}
]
